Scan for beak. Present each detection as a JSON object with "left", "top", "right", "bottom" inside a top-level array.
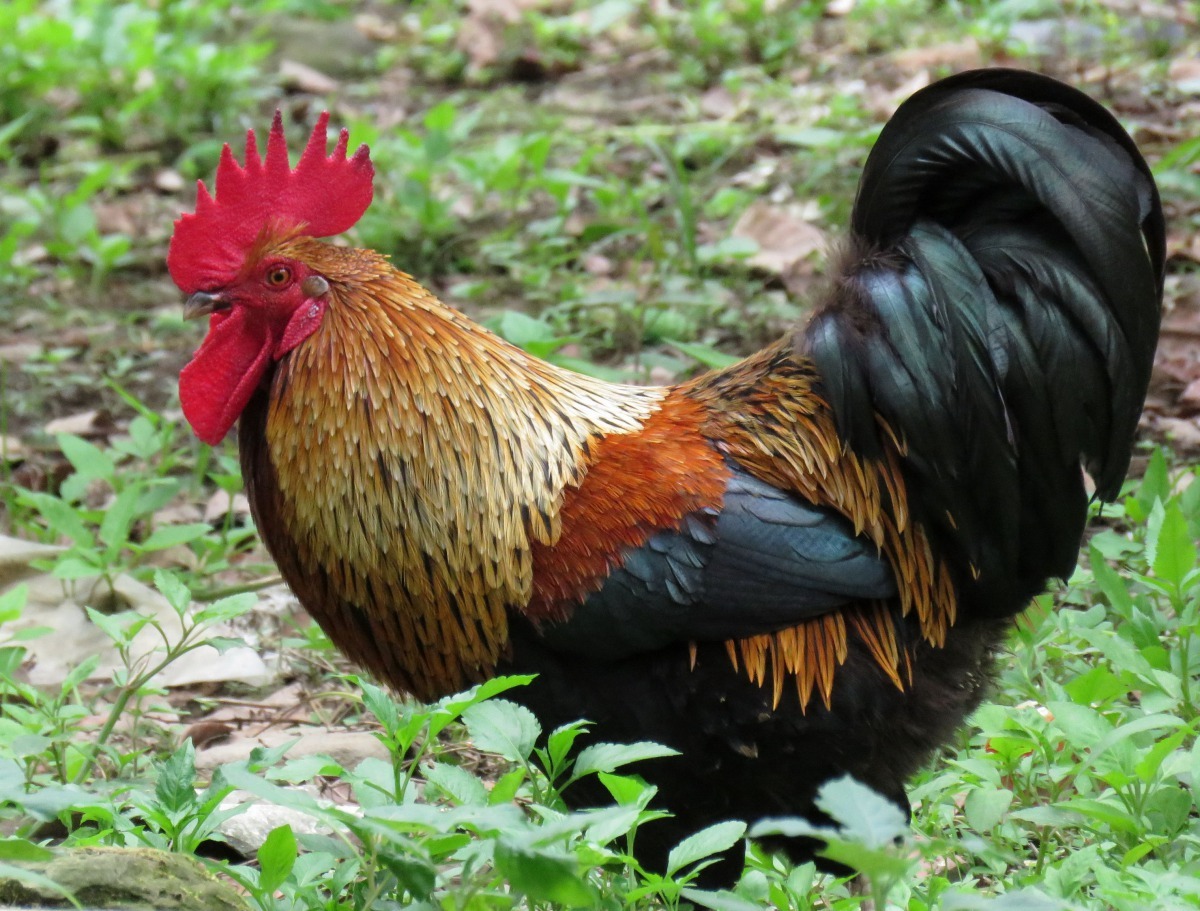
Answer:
[{"left": 183, "top": 291, "right": 227, "bottom": 321}]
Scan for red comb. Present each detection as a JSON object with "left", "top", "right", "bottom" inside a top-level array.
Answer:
[{"left": 167, "top": 111, "right": 374, "bottom": 293}]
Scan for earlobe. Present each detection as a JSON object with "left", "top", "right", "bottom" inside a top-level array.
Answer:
[{"left": 276, "top": 296, "right": 327, "bottom": 357}]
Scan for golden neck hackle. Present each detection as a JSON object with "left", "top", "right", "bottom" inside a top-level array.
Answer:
[{"left": 258, "top": 238, "right": 665, "bottom": 695}]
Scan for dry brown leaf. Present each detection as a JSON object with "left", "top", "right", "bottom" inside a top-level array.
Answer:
[
  {"left": 354, "top": 13, "right": 397, "bottom": 42},
  {"left": 1167, "top": 232, "right": 1200, "bottom": 264},
  {"left": 44, "top": 409, "right": 115, "bottom": 438},
  {"left": 0, "top": 341, "right": 44, "bottom": 364},
  {"left": 279, "top": 59, "right": 340, "bottom": 95},
  {"left": 1, "top": 435, "right": 28, "bottom": 461},
  {"left": 154, "top": 169, "right": 185, "bottom": 193},
  {"left": 204, "top": 490, "right": 251, "bottom": 524},
  {"left": 731, "top": 200, "right": 826, "bottom": 276},
  {"left": 1169, "top": 57, "right": 1200, "bottom": 94},
  {"left": 1158, "top": 417, "right": 1200, "bottom": 449},
  {"left": 93, "top": 201, "right": 140, "bottom": 237},
  {"left": 582, "top": 254, "right": 613, "bottom": 276},
  {"left": 889, "top": 39, "right": 982, "bottom": 73},
  {"left": 1181, "top": 378, "right": 1200, "bottom": 410},
  {"left": 194, "top": 727, "right": 390, "bottom": 776},
  {"left": 183, "top": 720, "right": 234, "bottom": 749},
  {"left": 457, "top": 0, "right": 525, "bottom": 70},
  {"left": 154, "top": 502, "right": 204, "bottom": 526},
  {"left": 700, "top": 86, "right": 737, "bottom": 119}
]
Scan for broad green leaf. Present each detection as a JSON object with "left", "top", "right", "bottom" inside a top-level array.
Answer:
[
  {"left": 257, "top": 824, "right": 297, "bottom": 894},
  {"left": 195, "top": 592, "right": 257, "bottom": 625},
  {"left": 681, "top": 887, "right": 766, "bottom": 911},
  {"left": 1135, "top": 725, "right": 1192, "bottom": 784},
  {"left": 1144, "top": 499, "right": 1166, "bottom": 570},
  {"left": 51, "top": 555, "right": 102, "bottom": 580},
  {"left": 85, "top": 607, "right": 148, "bottom": 648},
  {"left": 1122, "top": 841, "right": 1157, "bottom": 866},
  {"left": 434, "top": 675, "right": 535, "bottom": 735},
  {"left": 134, "top": 479, "right": 182, "bottom": 517},
  {"left": 1063, "top": 664, "right": 1128, "bottom": 707},
  {"left": 1085, "top": 713, "right": 1185, "bottom": 770},
  {"left": 423, "top": 761, "right": 488, "bottom": 807},
  {"left": 586, "top": 0, "right": 634, "bottom": 34},
  {"left": 10, "top": 625, "right": 51, "bottom": 642},
  {"left": 667, "top": 820, "right": 746, "bottom": 876},
  {"left": 543, "top": 721, "right": 589, "bottom": 776},
  {"left": 964, "top": 787, "right": 1012, "bottom": 832},
  {"left": 61, "top": 655, "right": 99, "bottom": 692},
  {"left": 1152, "top": 501, "right": 1197, "bottom": 589},
  {"left": 1088, "top": 529, "right": 1140, "bottom": 561},
  {"left": 359, "top": 680, "right": 401, "bottom": 733},
  {"left": 598, "top": 772, "right": 656, "bottom": 807},
  {"left": 205, "top": 636, "right": 248, "bottom": 654},
  {"left": 0, "top": 837, "right": 54, "bottom": 862},
  {"left": 813, "top": 775, "right": 909, "bottom": 848},
  {"left": 17, "top": 491, "right": 93, "bottom": 548},
  {"left": 0, "top": 783, "right": 84, "bottom": 820},
  {"left": 98, "top": 483, "right": 142, "bottom": 554},
  {"left": 582, "top": 803, "right": 643, "bottom": 845},
  {"left": 1089, "top": 546, "right": 1136, "bottom": 617},
  {"left": 219, "top": 760, "right": 327, "bottom": 816},
  {"left": 570, "top": 741, "right": 679, "bottom": 782},
  {"left": 139, "top": 523, "right": 211, "bottom": 551},
  {"left": 816, "top": 836, "right": 913, "bottom": 882},
  {"left": 463, "top": 699, "right": 540, "bottom": 762},
  {"left": 56, "top": 432, "right": 114, "bottom": 482},
  {"left": 749, "top": 815, "right": 827, "bottom": 840},
  {"left": 493, "top": 839, "right": 595, "bottom": 907},
  {"left": 154, "top": 569, "right": 192, "bottom": 613},
  {"left": 1189, "top": 739, "right": 1200, "bottom": 813},
  {"left": 275, "top": 754, "right": 346, "bottom": 784},
  {"left": 9, "top": 734, "right": 51, "bottom": 759},
  {"left": 488, "top": 768, "right": 526, "bottom": 806},
  {"left": 0, "top": 646, "right": 26, "bottom": 676},
  {"left": 375, "top": 842, "right": 437, "bottom": 900},
  {"left": 1058, "top": 797, "right": 1140, "bottom": 834},
  {"left": 423, "top": 100, "right": 456, "bottom": 132},
  {"left": 350, "top": 756, "right": 404, "bottom": 808},
  {"left": 668, "top": 339, "right": 741, "bottom": 370},
  {"left": 155, "top": 740, "right": 197, "bottom": 814},
  {"left": 1134, "top": 448, "right": 1170, "bottom": 516},
  {"left": 0, "top": 584, "right": 28, "bottom": 623},
  {"left": 126, "top": 415, "right": 160, "bottom": 458},
  {"left": 488, "top": 311, "right": 570, "bottom": 355},
  {"left": 1047, "top": 700, "right": 1109, "bottom": 749}
]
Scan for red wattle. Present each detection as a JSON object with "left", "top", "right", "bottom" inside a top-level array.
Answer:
[{"left": 180, "top": 309, "right": 276, "bottom": 445}]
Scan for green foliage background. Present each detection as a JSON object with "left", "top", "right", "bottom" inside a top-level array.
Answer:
[{"left": 2, "top": 1, "right": 1199, "bottom": 909}]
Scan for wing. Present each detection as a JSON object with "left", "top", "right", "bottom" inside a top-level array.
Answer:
[{"left": 535, "top": 463, "right": 896, "bottom": 658}]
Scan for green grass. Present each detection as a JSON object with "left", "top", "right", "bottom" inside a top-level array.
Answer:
[{"left": 1, "top": 0, "right": 1198, "bottom": 908}]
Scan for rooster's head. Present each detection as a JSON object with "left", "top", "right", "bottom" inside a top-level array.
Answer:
[{"left": 167, "top": 112, "right": 374, "bottom": 445}]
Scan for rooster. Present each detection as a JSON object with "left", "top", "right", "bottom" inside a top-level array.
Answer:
[{"left": 168, "top": 69, "right": 1163, "bottom": 883}]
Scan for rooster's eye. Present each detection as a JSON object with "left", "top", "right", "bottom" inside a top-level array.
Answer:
[{"left": 266, "top": 266, "right": 292, "bottom": 287}]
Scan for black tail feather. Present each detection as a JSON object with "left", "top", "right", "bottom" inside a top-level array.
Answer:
[{"left": 805, "top": 69, "right": 1164, "bottom": 615}]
